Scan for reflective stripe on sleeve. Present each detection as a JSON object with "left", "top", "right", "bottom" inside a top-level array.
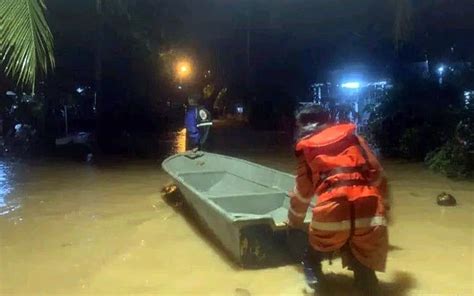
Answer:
[
  {"left": 197, "top": 122, "right": 213, "bottom": 127},
  {"left": 289, "top": 207, "right": 307, "bottom": 218},
  {"left": 293, "top": 186, "right": 312, "bottom": 205}
]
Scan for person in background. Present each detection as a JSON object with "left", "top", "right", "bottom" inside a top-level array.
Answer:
[
  {"left": 286, "top": 104, "right": 390, "bottom": 295},
  {"left": 184, "top": 92, "right": 212, "bottom": 151}
]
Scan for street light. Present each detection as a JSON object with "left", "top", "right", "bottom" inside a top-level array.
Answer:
[
  {"left": 437, "top": 65, "right": 445, "bottom": 84},
  {"left": 179, "top": 64, "right": 189, "bottom": 75},
  {"left": 176, "top": 61, "right": 191, "bottom": 78},
  {"left": 437, "top": 66, "right": 445, "bottom": 75}
]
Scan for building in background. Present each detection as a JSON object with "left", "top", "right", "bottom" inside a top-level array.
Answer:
[{"left": 306, "top": 64, "right": 392, "bottom": 132}]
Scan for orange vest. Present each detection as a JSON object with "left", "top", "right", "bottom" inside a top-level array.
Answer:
[{"left": 296, "top": 123, "right": 382, "bottom": 203}]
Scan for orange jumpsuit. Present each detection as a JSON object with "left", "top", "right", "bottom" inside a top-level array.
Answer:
[{"left": 288, "top": 123, "right": 389, "bottom": 272}]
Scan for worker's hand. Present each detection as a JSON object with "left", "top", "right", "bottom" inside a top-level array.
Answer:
[
  {"left": 287, "top": 190, "right": 296, "bottom": 199},
  {"left": 284, "top": 219, "right": 306, "bottom": 231},
  {"left": 283, "top": 220, "right": 296, "bottom": 231}
]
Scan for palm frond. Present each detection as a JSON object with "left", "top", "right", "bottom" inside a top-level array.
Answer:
[{"left": 0, "top": 0, "right": 55, "bottom": 92}]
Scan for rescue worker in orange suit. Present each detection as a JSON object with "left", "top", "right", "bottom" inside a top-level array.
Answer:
[{"left": 286, "top": 104, "right": 390, "bottom": 295}]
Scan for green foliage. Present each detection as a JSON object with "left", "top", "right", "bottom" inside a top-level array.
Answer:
[
  {"left": 368, "top": 78, "right": 463, "bottom": 159},
  {"left": 398, "top": 127, "right": 425, "bottom": 159},
  {"left": 0, "top": 0, "right": 55, "bottom": 91},
  {"left": 213, "top": 88, "right": 228, "bottom": 109},
  {"left": 367, "top": 74, "right": 474, "bottom": 178},
  {"left": 425, "top": 141, "right": 474, "bottom": 178},
  {"left": 203, "top": 84, "right": 215, "bottom": 100}
]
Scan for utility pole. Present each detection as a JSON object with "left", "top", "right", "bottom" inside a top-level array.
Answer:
[
  {"left": 95, "top": 0, "right": 103, "bottom": 119},
  {"left": 247, "top": 8, "right": 250, "bottom": 72},
  {"left": 246, "top": 4, "right": 252, "bottom": 92},
  {"left": 64, "top": 105, "right": 68, "bottom": 136}
]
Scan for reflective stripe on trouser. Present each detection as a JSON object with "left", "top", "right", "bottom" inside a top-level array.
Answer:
[{"left": 308, "top": 195, "right": 388, "bottom": 272}]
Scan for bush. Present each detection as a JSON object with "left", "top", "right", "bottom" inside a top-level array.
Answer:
[
  {"left": 399, "top": 127, "right": 426, "bottom": 159},
  {"left": 425, "top": 141, "right": 474, "bottom": 178},
  {"left": 368, "top": 78, "right": 464, "bottom": 160}
]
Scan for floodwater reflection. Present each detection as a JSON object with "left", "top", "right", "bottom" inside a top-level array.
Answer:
[
  {"left": 173, "top": 128, "right": 187, "bottom": 154},
  {"left": 0, "top": 162, "right": 18, "bottom": 215},
  {"left": 0, "top": 130, "right": 472, "bottom": 295},
  {"left": 157, "top": 128, "right": 187, "bottom": 157}
]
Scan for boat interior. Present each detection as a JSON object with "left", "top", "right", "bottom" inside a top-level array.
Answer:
[{"left": 177, "top": 171, "right": 294, "bottom": 225}]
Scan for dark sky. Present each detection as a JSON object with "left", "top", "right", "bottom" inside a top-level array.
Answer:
[{"left": 46, "top": 0, "right": 474, "bottom": 93}]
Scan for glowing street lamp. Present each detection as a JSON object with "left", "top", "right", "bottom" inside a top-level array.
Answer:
[
  {"left": 437, "top": 66, "right": 445, "bottom": 75},
  {"left": 175, "top": 60, "right": 192, "bottom": 89},
  {"left": 176, "top": 61, "right": 191, "bottom": 79},
  {"left": 179, "top": 64, "right": 189, "bottom": 75},
  {"left": 437, "top": 65, "right": 445, "bottom": 84}
]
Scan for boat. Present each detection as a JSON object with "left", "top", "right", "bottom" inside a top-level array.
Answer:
[{"left": 161, "top": 151, "right": 314, "bottom": 268}]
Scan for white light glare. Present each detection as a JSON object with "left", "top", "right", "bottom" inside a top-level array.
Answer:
[{"left": 341, "top": 82, "right": 360, "bottom": 89}]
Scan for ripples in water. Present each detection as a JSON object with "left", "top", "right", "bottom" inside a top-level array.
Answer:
[{"left": 0, "top": 162, "right": 19, "bottom": 215}]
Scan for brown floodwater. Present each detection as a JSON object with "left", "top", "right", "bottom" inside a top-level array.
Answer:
[{"left": 0, "top": 125, "right": 473, "bottom": 295}]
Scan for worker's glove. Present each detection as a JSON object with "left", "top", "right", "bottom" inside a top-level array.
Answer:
[{"left": 284, "top": 219, "right": 307, "bottom": 232}]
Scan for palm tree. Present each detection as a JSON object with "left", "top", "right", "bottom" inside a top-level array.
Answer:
[{"left": 0, "top": 0, "right": 55, "bottom": 93}]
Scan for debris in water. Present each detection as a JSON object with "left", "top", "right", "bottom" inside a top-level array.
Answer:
[
  {"left": 234, "top": 288, "right": 251, "bottom": 296},
  {"left": 436, "top": 192, "right": 457, "bottom": 206},
  {"left": 161, "top": 184, "right": 177, "bottom": 195},
  {"left": 161, "top": 184, "right": 183, "bottom": 208}
]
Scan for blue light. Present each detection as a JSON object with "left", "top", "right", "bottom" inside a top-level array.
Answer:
[
  {"left": 438, "top": 66, "right": 445, "bottom": 75},
  {"left": 341, "top": 82, "right": 360, "bottom": 89}
]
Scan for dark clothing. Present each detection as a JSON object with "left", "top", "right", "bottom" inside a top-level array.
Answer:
[
  {"left": 185, "top": 106, "right": 212, "bottom": 151},
  {"left": 185, "top": 106, "right": 200, "bottom": 150}
]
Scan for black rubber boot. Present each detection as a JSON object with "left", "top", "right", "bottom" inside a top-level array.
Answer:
[
  {"left": 352, "top": 259, "right": 380, "bottom": 296},
  {"left": 302, "top": 248, "right": 326, "bottom": 294}
]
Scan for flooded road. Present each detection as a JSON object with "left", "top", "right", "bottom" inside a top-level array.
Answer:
[{"left": 0, "top": 122, "right": 473, "bottom": 295}]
